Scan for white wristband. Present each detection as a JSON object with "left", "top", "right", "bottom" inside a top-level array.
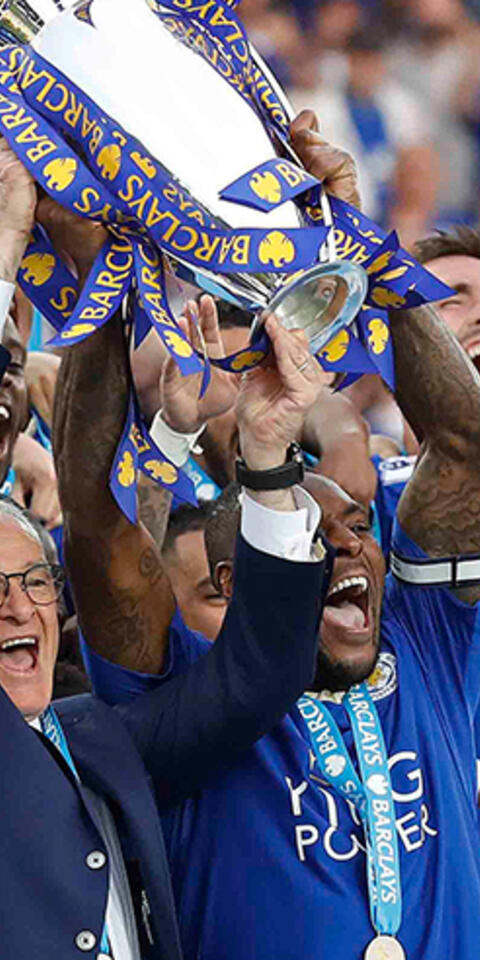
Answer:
[{"left": 149, "top": 410, "right": 206, "bottom": 468}]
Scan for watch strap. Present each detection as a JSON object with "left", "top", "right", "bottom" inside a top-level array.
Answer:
[{"left": 235, "top": 442, "right": 304, "bottom": 491}]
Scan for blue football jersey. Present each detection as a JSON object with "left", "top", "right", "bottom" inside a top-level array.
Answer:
[
  {"left": 83, "top": 524, "right": 480, "bottom": 960},
  {"left": 372, "top": 453, "right": 416, "bottom": 558}
]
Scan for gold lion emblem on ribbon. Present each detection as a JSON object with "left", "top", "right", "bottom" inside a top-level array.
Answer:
[
  {"left": 43, "top": 157, "right": 78, "bottom": 192},
  {"left": 258, "top": 231, "right": 296, "bottom": 268},
  {"left": 21, "top": 252, "right": 56, "bottom": 286},
  {"left": 143, "top": 460, "right": 178, "bottom": 484},
  {"left": 97, "top": 143, "right": 122, "bottom": 181},
  {"left": 370, "top": 287, "right": 406, "bottom": 309},
  {"left": 367, "top": 317, "right": 390, "bottom": 355},
  {"left": 117, "top": 450, "right": 135, "bottom": 487},
  {"left": 320, "top": 329, "right": 350, "bottom": 363},
  {"left": 230, "top": 350, "right": 266, "bottom": 372},
  {"left": 249, "top": 171, "right": 282, "bottom": 205},
  {"left": 163, "top": 330, "right": 193, "bottom": 358}
]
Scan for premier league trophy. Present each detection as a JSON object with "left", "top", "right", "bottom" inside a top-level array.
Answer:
[
  {"left": 0, "top": 0, "right": 371, "bottom": 357},
  {"left": 0, "top": 0, "right": 453, "bottom": 506}
]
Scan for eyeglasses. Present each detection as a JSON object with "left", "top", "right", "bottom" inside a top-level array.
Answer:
[{"left": 0, "top": 564, "right": 65, "bottom": 608}]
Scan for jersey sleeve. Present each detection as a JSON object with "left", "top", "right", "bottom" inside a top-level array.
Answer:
[
  {"left": 385, "top": 519, "right": 480, "bottom": 717},
  {"left": 79, "top": 608, "right": 210, "bottom": 706}
]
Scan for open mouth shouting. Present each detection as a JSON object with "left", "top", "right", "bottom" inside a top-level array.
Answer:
[
  {"left": 323, "top": 574, "right": 372, "bottom": 643},
  {"left": 0, "top": 637, "right": 39, "bottom": 675},
  {"left": 314, "top": 571, "right": 381, "bottom": 692}
]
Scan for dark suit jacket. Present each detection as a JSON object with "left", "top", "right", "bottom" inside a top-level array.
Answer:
[{"left": 0, "top": 536, "right": 330, "bottom": 959}]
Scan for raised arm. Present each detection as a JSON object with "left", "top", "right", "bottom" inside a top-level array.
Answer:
[
  {"left": 47, "top": 201, "right": 239, "bottom": 673},
  {"left": 117, "top": 316, "right": 331, "bottom": 808},
  {"left": 390, "top": 304, "right": 480, "bottom": 593},
  {"left": 51, "top": 279, "right": 174, "bottom": 675},
  {"left": 290, "top": 121, "right": 480, "bottom": 596}
]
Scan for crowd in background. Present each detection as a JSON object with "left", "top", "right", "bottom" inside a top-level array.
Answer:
[{"left": 242, "top": 0, "right": 480, "bottom": 248}]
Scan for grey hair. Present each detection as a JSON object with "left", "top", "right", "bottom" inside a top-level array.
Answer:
[{"left": 0, "top": 498, "right": 45, "bottom": 555}]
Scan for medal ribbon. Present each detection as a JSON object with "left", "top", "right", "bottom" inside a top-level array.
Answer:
[
  {"left": 40, "top": 705, "right": 112, "bottom": 956},
  {"left": 298, "top": 684, "right": 402, "bottom": 938}
]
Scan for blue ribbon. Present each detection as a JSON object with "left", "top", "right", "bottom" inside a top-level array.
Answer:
[
  {"left": 220, "top": 158, "right": 320, "bottom": 213},
  {"left": 110, "top": 390, "right": 197, "bottom": 524},
  {"left": 298, "top": 684, "right": 402, "bottom": 940}
]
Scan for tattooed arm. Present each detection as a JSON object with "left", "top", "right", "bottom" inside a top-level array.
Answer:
[
  {"left": 138, "top": 472, "right": 172, "bottom": 551},
  {"left": 53, "top": 306, "right": 175, "bottom": 674},
  {"left": 39, "top": 197, "right": 175, "bottom": 673},
  {"left": 391, "top": 303, "right": 480, "bottom": 602}
]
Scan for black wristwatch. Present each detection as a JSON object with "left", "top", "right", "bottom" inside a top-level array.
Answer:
[{"left": 235, "top": 442, "right": 304, "bottom": 491}]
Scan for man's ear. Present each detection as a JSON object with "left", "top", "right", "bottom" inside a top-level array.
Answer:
[{"left": 214, "top": 560, "right": 233, "bottom": 600}]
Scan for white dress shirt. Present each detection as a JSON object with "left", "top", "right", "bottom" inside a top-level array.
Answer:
[{"left": 241, "top": 486, "right": 321, "bottom": 562}]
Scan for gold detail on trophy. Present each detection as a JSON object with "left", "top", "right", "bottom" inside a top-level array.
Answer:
[
  {"left": 258, "top": 231, "right": 296, "bottom": 268},
  {"left": 230, "top": 350, "right": 265, "bottom": 371},
  {"left": 163, "top": 330, "right": 193, "bottom": 357},
  {"left": 61, "top": 322, "right": 96, "bottom": 339},
  {"left": 117, "top": 451, "right": 135, "bottom": 488},
  {"left": 143, "top": 460, "right": 178, "bottom": 485},
  {"left": 96, "top": 143, "right": 122, "bottom": 181},
  {"left": 20, "top": 252, "right": 55, "bottom": 286},
  {"left": 249, "top": 171, "right": 282, "bottom": 205},
  {"left": 367, "top": 318, "right": 390, "bottom": 355},
  {"left": 320, "top": 329, "right": 350, "bottom": 363},
  {"left": 131, "top": 151, "right": 157, "bottom": 179},
  {"left": 43, "top": 157, "right": 78, "bottom": 191}
]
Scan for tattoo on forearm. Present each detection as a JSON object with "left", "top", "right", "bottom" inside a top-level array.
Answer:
[
  {"left": 392, "top": 305, "right": 480, "bottom": 450},
  {"left": 138, "top": 479, "right": 171, "bottom": 550},
  {"left": 69, "top": 534, "right": 171, "bottom": 672},
  {"left": 390, "top": 305, "right": 480, "bottom": 593}
]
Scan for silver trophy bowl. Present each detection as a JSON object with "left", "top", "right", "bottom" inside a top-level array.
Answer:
[{"left": 0, "top": 0, "right": 367, "bottom": 352}]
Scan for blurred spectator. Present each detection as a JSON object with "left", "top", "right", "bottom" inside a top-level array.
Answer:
[
  {"left": 239, "top": 0, "right": 304, "bottom": 87},
  {"left": 292, "top": 26, "right": 437, "bottom": 245},
  {"left": 414, "top": 226, "right": 480, "bottom": 368},
  {"left": 162, "top": 503, "right": 227, "bottom": 641},
  {"left": 386, "top": 0, "right": 480, "bottom": 228},
  {"left": 315, "top": 0, "right": 365, "bottom": 53}
]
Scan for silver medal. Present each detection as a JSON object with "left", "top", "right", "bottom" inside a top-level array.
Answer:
[{"left": 364, "top": 935, "right": 406, "bottom": 960}]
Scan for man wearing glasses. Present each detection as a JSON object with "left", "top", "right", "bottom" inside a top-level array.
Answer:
[{"left": 0, "top": 501, "right": 64, "bottom": 719}]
